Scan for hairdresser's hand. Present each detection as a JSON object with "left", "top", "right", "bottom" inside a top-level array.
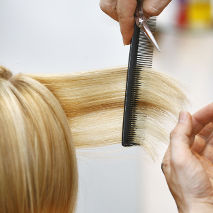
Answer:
[
  {"left": 99, "top": 0, "right": 171, "bottom": 45},
  {"left": 162, "top": 104, "right": 213, "bottom": 213}
]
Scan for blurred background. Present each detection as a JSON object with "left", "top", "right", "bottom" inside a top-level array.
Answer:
[{"left": 0, "top": 0, "right": 213, "bottom": 212}]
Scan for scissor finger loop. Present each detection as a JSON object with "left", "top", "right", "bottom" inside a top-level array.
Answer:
[{"left": 135, "top": 6, "right": 160, "bottom": 51}]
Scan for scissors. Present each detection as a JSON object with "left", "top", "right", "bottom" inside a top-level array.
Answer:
[{"left": 135, "top": 3, "right": 160, "bottom": 51}]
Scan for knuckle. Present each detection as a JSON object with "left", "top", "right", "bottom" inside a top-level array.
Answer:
[
  {"left": 161, "top": 162, "right": 164, "bottom": 173},
  {"left": 171, "top": 155, "right": 185, "bottom": 169},
  {"left": 118, "top": 15, "right": 133, "bottom": 24},
  {"left": 99, "top": 1, "right": 108, "bottom": 13},
  {"left": 99, "top": 1, "right": 116, "bottom": 15},
  {"left": 161, "top": 161, "right": 169, "bottom": 174},
  {"left": 170, "top": 129, "right": 178, "bottom": 140},
  {"left": 143, "top": 6, "right": 161, "bottom": 16}
]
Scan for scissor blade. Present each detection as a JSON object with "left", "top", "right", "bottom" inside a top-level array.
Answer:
[{"left": 142, "top": 21, "right": 160, "bottom": 52}]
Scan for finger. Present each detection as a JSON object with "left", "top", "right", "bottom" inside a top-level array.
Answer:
[
  {"left": 191, "top": 135, "right": 206, "bottom": 154},
  {"left": 200, "top": 130, "right": 213, "bottom": 162},
  {"left": 191, "top": 122, "right": 213, "bottom": 153},
  {"left": 100, "top": 0, "right": 118, "bottom": 21},
  {"left": 189, "top": 103, "right": 213, "bottom": 153},
  {"left": 170, "top": 111, "right": 193, "bottom": 163},
  {"left": 192, "top": 102, "right": 213, "bottom": 135},
  {"left": 201, "top": 139, "right": 213, "bottom": 163},
  {"left": 198, "top": 122, "right": 213, "bottom": 140},
  {"left": 191, "top": 131, "right": 213, "bottom": 163},
  {"left": 117, "top": 0, "right": 137, "bottom": 45},
  {"left": 143, "top": 0, "right": 172, "bottom": 17},
  {"left": 161, "top": 144, "right": 171, "bottom": 175}
]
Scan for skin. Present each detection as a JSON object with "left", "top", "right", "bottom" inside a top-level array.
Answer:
[
  {"left": 99, "top": 0, "right": 172, "bottom": 44},
  {"left": 162, "top": 103, "right": 213, "bottom": 213}
]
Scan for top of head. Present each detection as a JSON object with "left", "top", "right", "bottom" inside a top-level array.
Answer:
[{"left": 0, "top": 66, "right": 13, "bottom": 80}]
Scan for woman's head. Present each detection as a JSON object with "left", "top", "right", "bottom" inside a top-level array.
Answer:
[
  {"left": 0, "top": 66, "right": 78, "bottom": 213},
  {"left": 0, "top": 65, "right": 187, "bottom": 212}
]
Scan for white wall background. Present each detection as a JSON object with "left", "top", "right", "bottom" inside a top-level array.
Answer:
[{"left": 0, "top": 1, "right": 213, "bottom": 213}]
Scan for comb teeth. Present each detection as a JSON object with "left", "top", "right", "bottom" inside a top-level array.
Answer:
[{"left": 122, "top": 17, "right": 156, "bottom": 147}]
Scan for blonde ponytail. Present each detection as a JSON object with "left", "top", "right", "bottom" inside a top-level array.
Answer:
[{"left": 0, "top": 65, "right": 187, "bottom": 212}]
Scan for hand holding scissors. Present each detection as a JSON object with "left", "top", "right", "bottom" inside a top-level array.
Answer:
[{"left": 100, "top": 0, "right": 171, "bottom": 45}]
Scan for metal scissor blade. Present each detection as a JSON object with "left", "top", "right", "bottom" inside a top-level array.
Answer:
[
  {"left": 142, "top": 20, "right": 160, "bottom": 51},
  {"left": 134, "top": 2, "right": 160, "bottom": 51}
]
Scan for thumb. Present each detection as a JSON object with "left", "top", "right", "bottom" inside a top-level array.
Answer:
[{"left": 170, "top": 111, "right": 193, "bottom": 162}]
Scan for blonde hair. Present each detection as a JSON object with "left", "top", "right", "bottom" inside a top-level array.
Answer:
[
  {"left": 0, "top": 65, "right": 187, "bottom": 212},
  {"left": 28, "top": 67, "right": 187, "bottom": 154},
  {"left": 0, "top": 66, "right": 78, "bottom": 213}
]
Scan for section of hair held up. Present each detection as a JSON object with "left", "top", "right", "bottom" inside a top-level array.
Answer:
[{"left": 28, "top": 67, "right": 188, "bottom": 157}]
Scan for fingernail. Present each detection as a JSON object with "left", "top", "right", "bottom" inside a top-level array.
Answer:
[
  {"left": 178, "top": 111, "right": 188, "bottom": 123},
  {"left": 123, "top": 40, "right": 128, "bottom": 46},
  {"left": 123, "top": 38, "right": 130, "bottom": 46}
]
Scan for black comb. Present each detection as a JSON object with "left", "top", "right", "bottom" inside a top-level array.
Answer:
[{"left": 122, "top": 17, "right": 157, "bottom": 147}]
